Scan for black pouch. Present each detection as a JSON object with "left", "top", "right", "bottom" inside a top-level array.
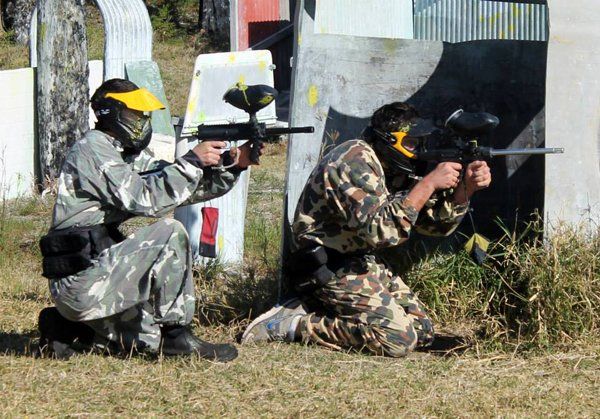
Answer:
[
  {"left": 287, "top": 246, "right": 336, "bottom": 294},
  {"left": 39, "top": 225, "right": 122, "bottom": 279}
]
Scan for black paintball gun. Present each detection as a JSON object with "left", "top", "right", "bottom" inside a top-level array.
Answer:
[
  {"left": 406, "top": 109, "right": 563, "bottom": 264},
  {"left": 190, "top": 83, "right": 314, "bottom": 164},
  {"left": 411, "top": 109, "right": 564, "bottom": 165}
]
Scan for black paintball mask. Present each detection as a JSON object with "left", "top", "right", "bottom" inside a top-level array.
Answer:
[
  {"left": 94, "top": 87, "right": 165, "bottom": 153},
  {"left": 366, "top": 117, "right": 439, "bottom": 177}
]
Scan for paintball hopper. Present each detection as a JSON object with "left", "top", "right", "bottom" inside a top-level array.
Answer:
[
  {"left": 223, "top": 83, "right": 278, "bottom": 114},
  {"left": 445, "top": 109, "right": 499, "bottom": 136}
]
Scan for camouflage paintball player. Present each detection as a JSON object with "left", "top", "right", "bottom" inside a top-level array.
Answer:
[
  {"left": 38, "top": 78, "right": 258, "bottom": 361},
  {"left": 242, "top": 102, "right": 492, "bottom": 357}
]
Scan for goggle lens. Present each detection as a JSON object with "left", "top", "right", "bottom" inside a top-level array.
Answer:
[{"left": 401, "top": 136, "right": 420, "bottom": 151}]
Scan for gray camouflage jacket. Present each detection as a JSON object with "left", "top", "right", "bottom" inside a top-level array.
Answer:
[
  {"left": 292, "top": 139, "right": 468, "bottom": 253},
  {"left": 51, "top": 130, "right": 239, "bottom": 230}
]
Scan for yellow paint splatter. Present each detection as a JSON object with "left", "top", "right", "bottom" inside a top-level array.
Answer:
[
  {"left": 198, "top": 111, "right": 206, "bottom": 123},
  {"left": 258, "top": 60, "right": 267, "bottom": 71},
  {"left": 308, "top": 85, "right": 318, "bottom": 107},
  {"left": 383, "top": 39, "right": 397, "bottom": 54},
  {"left": 238, "top": 75, "right": 246, "bottom": 85},
  {"left": 512, "top": 4, "right": 520, "bottom": 17},
  {"left": 499, "top": 30, "right": 504, "bottom": 39},
  {"left": 218, "top": 235, "right": 224, "bottom": 250},
  {"left": 298, "top": 33, "right": 302, "bottom": 45},
  {"left": 228, "top": 54, "right": 236, "bottom": 63},
  {"left": 186, "top": 102, "right": 197, "bottom": 117},
  {"left": 509, "top": 24, "right": 514, "bottom": 36}
]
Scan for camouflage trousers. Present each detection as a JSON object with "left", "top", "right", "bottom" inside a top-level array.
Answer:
[
  {"left": 49, "top": 218, "right": 196, "bottom": 352},
  {"left": 297, "top": 255, "right": 434, "bottom": 357}
]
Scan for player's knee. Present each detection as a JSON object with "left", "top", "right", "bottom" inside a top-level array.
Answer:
[{"left": 161, "top": 219, "right": 189, "bottom": 246}]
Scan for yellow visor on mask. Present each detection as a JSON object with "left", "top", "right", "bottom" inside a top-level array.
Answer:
[
  {"left": 105, "top": 88, "right": 165, "bottom": 112},
  {"left": 390, "top": 131, "right": 418, "bottom": 159}
]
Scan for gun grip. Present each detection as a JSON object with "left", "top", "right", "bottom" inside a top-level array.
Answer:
[{"left": 250, "top": 140, "right": 261, "bottom": 164}]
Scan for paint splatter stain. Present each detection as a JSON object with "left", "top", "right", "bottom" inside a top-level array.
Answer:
[
  {"left": 383, "top": 39, "right": 398, "bottom": 54},
  {"left": 258, "top": 60, "right": 267, "bottom": 71},
  {"left": 308, "top": 85, "right": 319, "bottom": 107}
]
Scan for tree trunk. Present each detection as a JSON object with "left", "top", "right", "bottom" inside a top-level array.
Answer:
[
  {"left": 37, "top": 0, "right": 89, "bottom": 182},
  {"left": 0, "top": 1, "right": 5, "bottom": 33},
  {"left": 199, "top": 0, "right": 229, "bottom": 41},
  {"left": 7, "top": 0, "right": 34, "bottom": 44}
]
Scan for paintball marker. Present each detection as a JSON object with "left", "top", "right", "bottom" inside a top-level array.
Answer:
[
  {"left": 189, "top": 83, "right": 314, "bottom": 165},
  {"left": 412, "top": 109, "right": 564, "bottom": 164},
  {"left": 411, "top": 109, "right": 563, "bottom": 265}
]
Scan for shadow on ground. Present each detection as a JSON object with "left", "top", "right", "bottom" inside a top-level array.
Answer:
[
  {"left": 0, "top": 330, "right": 37, "bottom": 356},
  {"left": 416, "top": 333, "right": 472, "bottom": 357}
]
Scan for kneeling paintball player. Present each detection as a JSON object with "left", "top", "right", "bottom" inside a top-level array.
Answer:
[
  {"left": 242, "top": 102, "right": 491, "bottom": 357},
  {"left": 38, "top": 78, "right": 258, "bottom": 361}
]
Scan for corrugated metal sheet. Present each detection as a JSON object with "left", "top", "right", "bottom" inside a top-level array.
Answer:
[
  {"left": 314, "top": 0, "right": 413, "bottom": 39},
  {"left": 235, "top": 0, "right": 280, "bottom": 50},
  {"left": 30, "top": 0, "right": 152, "bottom": 79},
  {"left": 414, "top": 0, "right": 548, "bottom": 42},
  {"left": 95, "top": 0, "right": 153, "bottom": 79}
]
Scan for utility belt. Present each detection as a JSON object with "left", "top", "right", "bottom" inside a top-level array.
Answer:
[
  {"left": 286, "top": 245, "right": 366, "bottom": 294},
  {"left": 39, "top": 224, "right": 125, "bottom": 279}
]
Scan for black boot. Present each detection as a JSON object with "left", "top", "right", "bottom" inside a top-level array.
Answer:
[
  {"left": 160, "top": 325, "right": 238, "bottom": 362},
  {"left": 37, "top": 307, "right": 95, "bottom": 360}
]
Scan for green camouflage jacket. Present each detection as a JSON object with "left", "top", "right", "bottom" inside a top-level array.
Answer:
[
  {"left": 292, "top": 139, "right": 468, "bottom": 253},
  {"left": 51, "top": 130, "right": 238, "bottom": 230}
]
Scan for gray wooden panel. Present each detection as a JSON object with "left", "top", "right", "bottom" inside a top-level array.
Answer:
[
  {"left": 125, "top": 61, "right": 175, "bottom": 137},
  {"left": 544, "top": 0, "right": 600, "bottom": 226}
]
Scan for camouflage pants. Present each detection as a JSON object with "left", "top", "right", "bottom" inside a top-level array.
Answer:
[
  {"left": 298, "top": 255, "right": 434, "bottom": 357},
  {"left": 49, "top": 218, "right": 195, "bottom": 352}
]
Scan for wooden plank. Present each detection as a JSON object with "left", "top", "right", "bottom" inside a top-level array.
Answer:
[
  {"left": 0, "top": 68, "right": 35, "bottom": 198},
  {"left": 544, "top": 0, "right": 600, "bottom": 226}
]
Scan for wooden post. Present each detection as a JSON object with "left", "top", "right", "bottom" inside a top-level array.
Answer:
[{"left": 36, "top": 0, "right": 89, "bottom": 182}]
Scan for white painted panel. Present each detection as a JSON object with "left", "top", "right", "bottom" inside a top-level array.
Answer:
[
  {"left": 88, "top": 60, "right": 104, "bottom": 129},
  {"left": 181, "top": 50, "right": 277, "bottom": 137},
  {"left": 0, "top": 68, "right": 35, "bottom": 199},
  {"left": 545, "top": 0, "right": 600, "bottom": 226},
  {"left": 314, "top": 0, "right": 413, "bottom": 39},
  {"left": 175, "top": 50, "right": 277, "bottom": 265}
]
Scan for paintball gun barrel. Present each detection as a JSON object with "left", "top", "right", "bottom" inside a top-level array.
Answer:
[
  {"left": 414, "top": 109, "right": 563, "bottom": 164},
  {"left": 189, "top": 83, "right": 314, "bottom": 164}
]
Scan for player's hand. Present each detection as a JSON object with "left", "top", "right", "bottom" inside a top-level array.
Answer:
[
  {"left": 462, "top": 160, "right": 492, "bottom": 195},
  {"left": 423, "top": 162, "right": 463, "bottom": 191},
  {"left": 192, "top": 140, "right": 226, "bottom": 167},
  {"left": 231, "top": 142, "right": 264, "bottom": 169}
]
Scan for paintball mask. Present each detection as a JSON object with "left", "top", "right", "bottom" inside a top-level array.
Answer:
[
  {"left": 370, "top": 117, "right": 439, "bottom": 176},
  {"left": 95, "top": 88, "right": 165, "bottom": 153}
]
